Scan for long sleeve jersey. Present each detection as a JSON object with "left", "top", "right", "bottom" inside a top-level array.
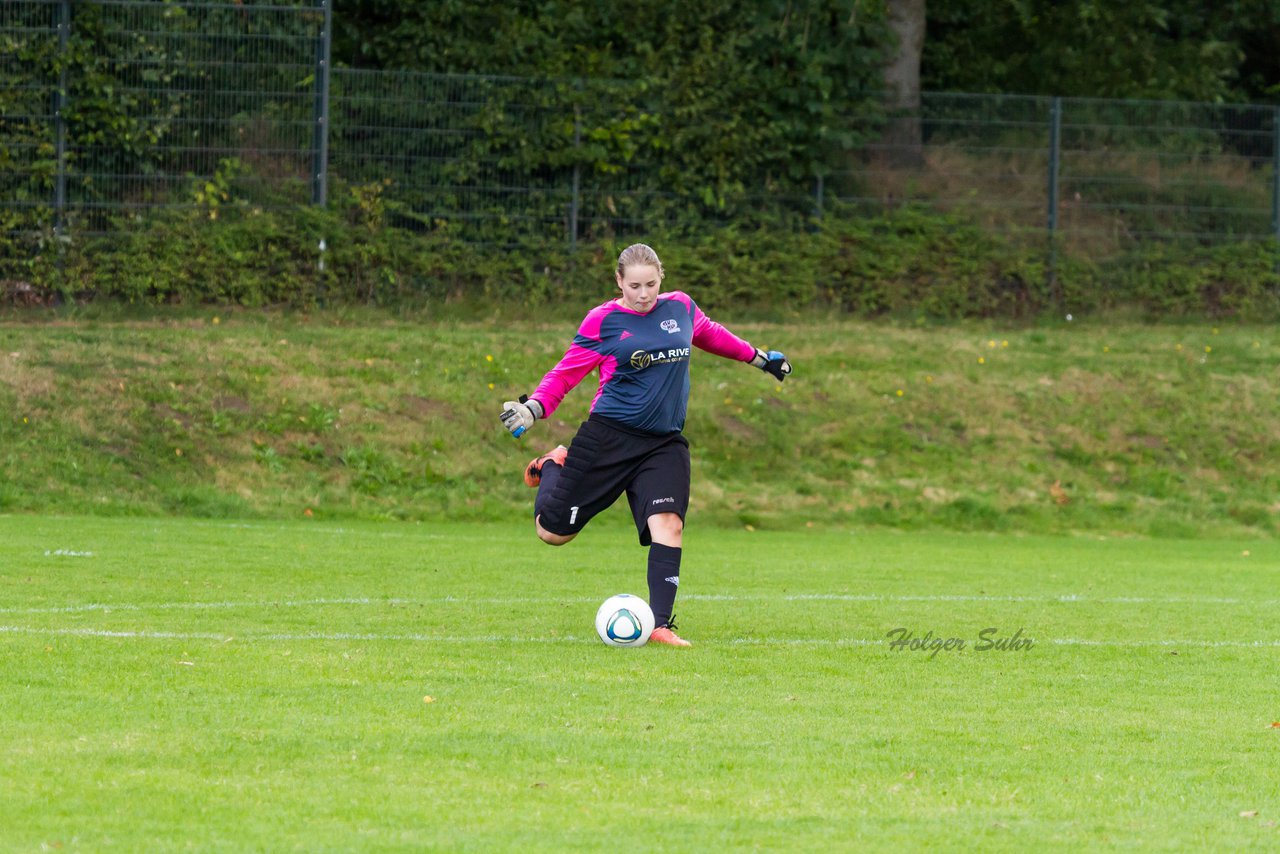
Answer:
[{"left": 530, "top": 291, "right": 756, "bottom": 435}]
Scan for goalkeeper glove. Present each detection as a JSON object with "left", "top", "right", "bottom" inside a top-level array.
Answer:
[
  {"left": 500, "top": 395, "right": 544, "bottom": 438},
  {"left": 750, "top": 348, "right": 792, "bottom": 382}
]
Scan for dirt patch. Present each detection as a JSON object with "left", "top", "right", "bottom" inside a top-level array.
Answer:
[
  {"left": 718, "top": 414, "right": 756, "bottom": 442},
  {"left": 213, "top": 395, "right": 253, "bottom": 414},
  {"left": 0, "top": 353, "right": 57, "bottom": 402},
  {"left": 154, "top": 404, "right": 193, "bottom": 430},
  {"left": 400, "top": 395, "right": 455, "bottom": 420}
]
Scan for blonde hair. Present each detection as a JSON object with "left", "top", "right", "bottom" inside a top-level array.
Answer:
[{"left": 615, "top": 243, "right": 664, "bottom": 279}]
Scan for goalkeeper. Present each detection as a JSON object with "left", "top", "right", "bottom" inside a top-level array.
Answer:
[{"left": 499, "top": 243, "right": 792, "bottom": 647}]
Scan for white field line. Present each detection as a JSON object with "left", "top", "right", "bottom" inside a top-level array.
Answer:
[
  {"left": 3, "top": 592, "right": 1278, "bottom": 617},
  {"left": 0, "top": 597, "right": 417, "bottom": 615},
  {"left": 0, "top": 625, "right": 567, "bottom": 644},
  {"left": 2, "top": 624, "right": 1280, "bottom": 649},
  {"left": 5, "top": 594, "right": 1278, "bottom": 649},
  {"left": 13, "top": 516, "right": 459, "bottom": 540},
  {"left": 183, "top": 521, "right": 453, "bottom": 540}
]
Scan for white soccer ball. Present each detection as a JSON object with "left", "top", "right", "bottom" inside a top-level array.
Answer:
[{"left": 594, "top": 594, "right": 655, "bottom": 647}]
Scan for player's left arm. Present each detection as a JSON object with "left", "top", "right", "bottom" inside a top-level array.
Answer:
[{"left": 689, "top": 301, "right": 792, "bottom": 382}]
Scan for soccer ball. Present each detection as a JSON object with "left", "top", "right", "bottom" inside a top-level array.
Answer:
[{"left": 594, "top": 594, "right": 655, "bottom": 647}]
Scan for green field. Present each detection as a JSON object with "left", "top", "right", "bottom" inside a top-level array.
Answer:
[{"left": 2, "top": 514, "right": 1278, "bottom": 851}]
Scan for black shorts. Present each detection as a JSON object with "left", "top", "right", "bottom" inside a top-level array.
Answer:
[{"left": 537, "top": 414, "right": 690, "bottom": 546}]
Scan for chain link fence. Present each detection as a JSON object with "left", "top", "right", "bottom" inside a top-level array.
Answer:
[
  {"left": 2, "top": 1, "right": 325, "bottom": 225},
  {"left": 3, "top": 0, "right": 1278, "bottom": 292},
  {"left": 840, "top": 94, "right": 1279, "bottom": 252}
]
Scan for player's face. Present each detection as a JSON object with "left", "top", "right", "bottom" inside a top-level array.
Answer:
[{"left": 616, "top": 264, "right": 662, "bottom": 313}]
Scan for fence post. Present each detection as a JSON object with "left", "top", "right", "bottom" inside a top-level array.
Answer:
[
  {"left": 1047, "top": 96, "right": 1062, "bottom": 298},
  {"left": 813, "top": 172, "right": 824, "bottom": 221},
  {"left": 54, "top": 0, "right": 70, "bottom": 240},
  {"left": 310, "top": 0, "right": 331, "bottom": 207},
  {"left": 1272, "top": 105, "right": 1279, "bottom": 267},
  {"left": 569, "top": 80, "right": 582, "bottom": 250}
]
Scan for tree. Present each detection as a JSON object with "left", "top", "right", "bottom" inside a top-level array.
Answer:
[
  {"left": 923, "top": 0, "right": 1279, "bottom": 103},
  {"left": 881, "top": 0, "right": 927, "bottom": 164},
  {"left": 883, "top": 0, "right": 926, "bottom": 106}
]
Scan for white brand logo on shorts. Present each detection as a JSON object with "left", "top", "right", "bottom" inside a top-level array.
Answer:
[
  {"left": 569, "top": 506, "right": 579, "bottom": 524},
  {"left": 660, "top": 319, "right": 680, "bottom": 334},
  {"left": 651, "top": 497, "right": 675, "bottom": 505}
]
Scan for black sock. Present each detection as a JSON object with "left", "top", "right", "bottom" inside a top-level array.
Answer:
[
  {"left": 533, "top": 460, "right": 563, "bottom": 520},
  {"left": 647, "top": 543, "right": 681, "bottom": 628}
]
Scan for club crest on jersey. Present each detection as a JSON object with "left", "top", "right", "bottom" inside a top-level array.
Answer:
[
  {"left": 660, "top": 319, "right": 681, "bottom": 334},
  {"left": 630, "top": 347, "right": 691, "bottom": 370}
]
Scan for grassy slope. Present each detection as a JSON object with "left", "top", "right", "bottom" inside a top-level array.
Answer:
[
  {"left": 0, "top": 308, "right": 1277, "bottom": 537},
  {"left": 1, "top": 516, "right": 1278, "bottom": 851}
]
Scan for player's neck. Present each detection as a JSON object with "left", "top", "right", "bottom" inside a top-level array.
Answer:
[{"left": 615, "top": 297, "right": 657, "bottom": 314}]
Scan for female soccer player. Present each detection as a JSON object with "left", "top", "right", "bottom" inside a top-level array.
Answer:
[{"left": 499, "top": 243, "right": 791, "bottom": 647}]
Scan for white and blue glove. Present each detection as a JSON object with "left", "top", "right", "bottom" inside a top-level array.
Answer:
[
  {"left": 750, "top": 348, "right": 792, "bottom": 381},
  {"left": 500, "top": 395, "right": 544, "bottom": 438}
]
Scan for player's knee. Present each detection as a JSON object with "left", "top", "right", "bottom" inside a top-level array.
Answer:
[
  {"left": 648, "top": 512, "right": 683, "bottom": 543},
  {"left": 535, "top": 518, "right": 574, "bottom": 546}
]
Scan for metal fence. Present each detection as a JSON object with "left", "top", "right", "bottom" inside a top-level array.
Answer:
[
  {"left": 3, "top": 0, "right": 1279, "bottom": 287},
  {"left": 844, "top": 94, "right": 1280, "bottom": 251},
  {"left": 1, "top": 0, "right": 325, "bottom": 231}
]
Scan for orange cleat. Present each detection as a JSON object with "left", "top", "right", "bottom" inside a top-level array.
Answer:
[
  {"left": 649, "top": 625, "right": 691, "bottom": 648},
  {"left": 524, "top": 445, "right": 568, "bottom": 488}
]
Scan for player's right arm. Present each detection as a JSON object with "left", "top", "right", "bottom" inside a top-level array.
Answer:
[{"left": 500, "top": 326, "right": 606, "bottom": 438}]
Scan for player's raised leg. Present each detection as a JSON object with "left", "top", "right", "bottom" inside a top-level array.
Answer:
[
  {"left": 524, "top": 445, "right": 567, "bottom": 488},
  {"left": 524, "top": 445, "right": 575, "bottom": 545}
]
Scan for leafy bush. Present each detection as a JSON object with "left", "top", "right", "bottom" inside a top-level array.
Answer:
[
  {"left": 5, "top": 189, "right": 1278, "bottom": 320},
  {"left": 1104, "top": 242, "right": 1280, "bottom": 318}
]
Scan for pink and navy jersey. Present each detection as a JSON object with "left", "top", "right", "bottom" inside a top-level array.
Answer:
[{"left": 530, "top": 291, "right": 756, "bottom": 434}]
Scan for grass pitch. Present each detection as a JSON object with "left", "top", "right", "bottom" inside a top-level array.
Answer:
[{"left": 2, "top": 513, "right": 1278, "bottom": 851}]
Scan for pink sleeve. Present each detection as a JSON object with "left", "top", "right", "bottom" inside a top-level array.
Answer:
[
  {"left": 529, "top": 305, "right": 611, "bottom": 417},
  {"left": 691, "top": 303, "right": 756, "bottom": 362},
  {"left": 530, "top": 342, "right": 602, "bottom": 418}
]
